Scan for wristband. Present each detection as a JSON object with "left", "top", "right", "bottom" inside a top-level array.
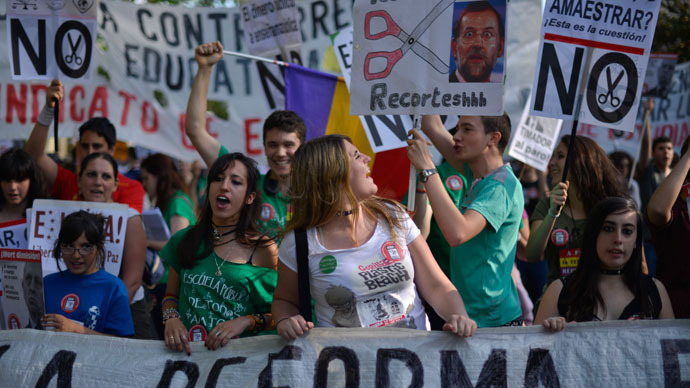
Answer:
[
  {"left": 37, "top": 104, "right": 55, "bottom": 127},
  {"left": 548, "top": 207, "right": 561, "bottom": 218},
  {"left": 415, "top": 188, "right": 427, "bottom": 194},
  {"left": 162, "top": 307, "right": 181, "bottom": 324}
]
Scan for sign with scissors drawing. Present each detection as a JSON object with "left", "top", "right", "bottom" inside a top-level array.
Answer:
[
  {"left": 529, "top": 0, "right": 661, "bottom": 132},
  {"left": 350, "top": 0, "right": 507, "bottom": 116},
  {"left": 5, "top": 0, "right": 98, "bottom": 80}
]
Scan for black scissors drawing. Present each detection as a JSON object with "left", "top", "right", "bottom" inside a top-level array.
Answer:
[
  {"left": 65, "top": 33, "right": 83, "bottom": 66},
  {"left": 597, "top": 67, "right": 623, "bottom": 108},
  {"left": 363, "top": 0, "right": 453, "bottom": 80}
]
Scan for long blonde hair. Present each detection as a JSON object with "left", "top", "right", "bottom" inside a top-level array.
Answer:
[{"left": 285, "top": 134, "right": 404, "bottom": 243}]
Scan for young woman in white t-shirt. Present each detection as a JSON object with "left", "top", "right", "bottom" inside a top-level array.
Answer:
[{"left": 272, "top": 134, "right": 476, "bottom": 340}]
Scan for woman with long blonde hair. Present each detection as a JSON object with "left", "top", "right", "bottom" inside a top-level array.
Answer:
[{"left": 272, "top": 135, "right": 476, "bottom": 339}]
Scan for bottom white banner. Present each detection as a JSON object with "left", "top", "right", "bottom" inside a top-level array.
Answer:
[{"left": 0, "top": 320, "right": 688, "bottom": 387}]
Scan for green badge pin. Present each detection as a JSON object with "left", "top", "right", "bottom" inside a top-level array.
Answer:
[{"left": 319, "top": 255, "right": 337, "bottom": 273}]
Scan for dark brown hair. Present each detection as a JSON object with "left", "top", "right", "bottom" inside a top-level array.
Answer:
[{"left": 140, "top": 153, "right": 190, "bottom": 213}]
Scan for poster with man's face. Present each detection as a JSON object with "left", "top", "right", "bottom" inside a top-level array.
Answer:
[
  {"left": 449, "top": 0, "right": 506, "bottom": 83},
  {"left": 642, "top": 53, "right": 678, "bottom": 99},
  {"left": 0, "top": 249, "right": 44, "bottom": 330}
]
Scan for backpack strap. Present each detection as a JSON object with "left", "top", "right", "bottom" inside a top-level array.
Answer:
[{"left": 295, "top": 228, "right": 312, "bottom": 322}]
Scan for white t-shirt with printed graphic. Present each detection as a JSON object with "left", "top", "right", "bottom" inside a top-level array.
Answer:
[{"left": 279, "top": 209, "right": 429, "bottom": 330}]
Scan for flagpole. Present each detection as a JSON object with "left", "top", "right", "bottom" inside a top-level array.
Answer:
[
  {"left": 407, "top": 114, "right": 421, "bottom": 212},
  {"left": 222, "top": 50, "right": 291, "bottom": 67}
]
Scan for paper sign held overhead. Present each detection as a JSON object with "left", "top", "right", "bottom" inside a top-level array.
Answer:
[
  {"left": 350, "top": 0, "right": 507, "bottom": 116},
  {"left": 529, "top": 0, "right": 662, "bottom": 132},
  {"left": 508, "top": 95, "right": 562, "bottom": 172}
]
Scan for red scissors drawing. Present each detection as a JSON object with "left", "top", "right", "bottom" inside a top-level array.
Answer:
[{"left": 363, "top": 0, "right": 454, "bottom": 80}]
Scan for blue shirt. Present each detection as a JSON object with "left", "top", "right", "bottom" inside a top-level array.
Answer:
[{"left": 44, "top": 269, "right": 134, "bottom": 337}]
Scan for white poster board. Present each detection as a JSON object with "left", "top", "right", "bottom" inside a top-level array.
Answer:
[
  {"left": 0, "top": 219, "right": 28, "bottom": 250},
  {"left": 27, "top": 200, "right": 128, "bottom": 278},
  {"left": 241, "top": 0, "right": 302, "bottom": 57},
  {"left": 508, "top": 95, "right": 563, "bottom": 171},
  {"left": 142, "top": 208, "right": 170, "bottom": 242},
  {"left": 0, "top": 249, "right": 43, "bottom": 330},
  {"left": 529, "top": 0, "right": 661, "bottom": 132},
  {"left": 351, "top": 0, "right": 507, "bottom": 116},
  {"left": 333, "top": 26, "right": 414, "bottom": 153},
  {"left": 5, "top": 0, "right": 98, "bottom": 80}
]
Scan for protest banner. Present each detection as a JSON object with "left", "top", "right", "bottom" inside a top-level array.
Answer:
[
  {"left": 333, "top": 26, "right": 414, "bottom": 154},
  {"left": 5, "top": 0, "right": 98, "bottom": 80},
  {"left": 0, "top": 249, "right": 43, "bottom": 330},
  {"left": 0, "top": 0, "right": 353, "bottom": 163},
  {"left": 529, "top": 0, "right": 661, "bottom": 132},
  {"left": 350, "top": 0, "right": 507, "bottom": 116},
  {"left": 0, "top": 219, "right": 28, "bottom": 250},
  {"left": 508, "top": 95, "right": 563, "bottom": 172},
  {"left": 1, "top": 320, "right": 689, "bottom": 386},
  {"left": 27, "top": 200, "right": 128, "bottom": 278},
  {"left": 642, "top": 53, "right": 678, "bottom": 99}
]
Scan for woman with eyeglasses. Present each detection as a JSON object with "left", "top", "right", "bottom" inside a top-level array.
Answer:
[
  {"left": 71, "top": 152, "right": 153, "bottom": 339},
  {"left": 42, "top": 211, "right": 134, "bottom": 336}
]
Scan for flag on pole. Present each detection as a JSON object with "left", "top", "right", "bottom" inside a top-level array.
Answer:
[{"left": 284, "top": 64, "right": 410, "bottom": 201}]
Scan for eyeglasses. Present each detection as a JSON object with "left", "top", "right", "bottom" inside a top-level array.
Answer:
[{"left": 60, "top": 244, "right": 96, "bottom": 256}]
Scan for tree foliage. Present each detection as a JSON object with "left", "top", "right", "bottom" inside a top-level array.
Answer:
[{"left": 653, "top": 0, "right": 690, "bottom": 62}]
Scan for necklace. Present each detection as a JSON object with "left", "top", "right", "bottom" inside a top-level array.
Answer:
[
  {"left": 600, "top": 268, "right": 624, "bottom": 275},
  {"left": 212, "top": 221, "right": 237, "bottom": 241},
  {"left": 213, "top": 255, "right": 226, "bottom": 276}
]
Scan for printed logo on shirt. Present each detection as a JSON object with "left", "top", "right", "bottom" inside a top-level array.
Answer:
[
  {"left": 7, "top": 313, "right": 20, "bottom": 329},
  {"left": 259, "top": 203, "right": 275, "bottom": 221},
  {"left": 446, "top": 175, "right": 464, "bottom": 191},
  {"left": 551, "top": 229, "right": 569, "bottom": 247},
  {"left": 188, "top": 324, "right": 207, "bottom": 342},
  {"left": 319, "top": 255, "right": 337, "bottom": 274},
  {"left": 86, "top": 306, "right": 101, "bottom": 330},
  {"left": 559, "top": 248, "right": 580, "bottom": 277},
  {"left": 380, "top": 241, "right": 403, "bottom": 263},
  {"left": 61, "top": 294, "right": 80, "bottom": 313}
]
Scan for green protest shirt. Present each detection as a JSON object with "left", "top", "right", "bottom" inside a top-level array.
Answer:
[
  {"left": 219, "top": 145, "right": 290, "bottom": 242},
  {"left": 160, "top": 227, "right": 277, "bottom": 334}
]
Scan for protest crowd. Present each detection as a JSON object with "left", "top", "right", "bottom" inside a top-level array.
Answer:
[{"left": 0, "top": 0, "right": 689, "bottom": 384}]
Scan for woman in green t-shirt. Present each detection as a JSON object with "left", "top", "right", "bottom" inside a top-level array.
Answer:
[{"left": 161, "top": 153, "right": 278, "bottom": 354}]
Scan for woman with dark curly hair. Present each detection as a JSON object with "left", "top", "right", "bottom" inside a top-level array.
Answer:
[
  {"left": 535, "top": 197, "right": 673, "bottom": 331},
  {"left": 0, "top": 148, "right": 48, "bottom": 223},
  {"left": 525, "top": 135, "right": 629, "bottom": 288},
  {"left": 160, "top": 153, "right": 277, "bottom": 354}
]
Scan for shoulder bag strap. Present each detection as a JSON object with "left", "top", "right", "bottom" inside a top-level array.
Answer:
[{"left": 295, "top": 228, "right": 312, "bottom": 322}]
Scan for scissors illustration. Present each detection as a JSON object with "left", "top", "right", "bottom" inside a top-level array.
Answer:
[
  {"left": 597, "top": 67, "right": 623, "bottom": 108},
  {"left": 65, "top": 33, "right": 83, "bottom": 66},
  {"left": 363, "top": 0, "right": 453, "bottom": 80}
]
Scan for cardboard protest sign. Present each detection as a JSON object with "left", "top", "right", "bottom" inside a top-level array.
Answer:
[
  {"left": 642, "top": 53, "right": 678, "bottom": 99},
  {"left": 0, "top": 249, "right": 43, "bottom": 330},
  {"left": 241, "top": 0, "right": 302, "bottom": 57},
  {"left": 5, "top": 0, "right": 98, "bottom": 80},
  {"left": 530, "top": 0, "right": 661, "bottom": 132},
  {"left": 0, "top": 219, "right": 28, "bottom": 250},
  {"left": 350, "top": 0, "right": 507, "bottom": 116},
  {"left": 27, "top": 200, "right": 128, "bottom": 278},
  {"left": 1, "top": 321, "right": 689, "bottom": 386},
  {"left": 508, "top": 95, "right": 562, "bottom": 171},
  {"left": 333, "top": 26, "right": 414, "bottom": 153},
  {"left": 142, "top": 208, "right": 170, "bottom": 242}
]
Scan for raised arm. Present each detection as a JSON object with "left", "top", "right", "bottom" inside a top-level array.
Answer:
[
  {"left": 25, "top": 80, "right": 63, "bottom": 187},
  {"left": 407, "top": 129, "right": 486, "bottom": 246},
  {"left": 185, "top": 42, "right": 224, "bottom": 167},
  {"left": 420, "top": 115, "right": 464, "bottom": 173},
  {"left": 121, "top": 215, "right": 146, "bottom": 301},
  {"left": 525, "top": 182, "right": 569, "bottom": 262},
  {"left": 647, "top": 144, "right": 690, "bottom": 226}
]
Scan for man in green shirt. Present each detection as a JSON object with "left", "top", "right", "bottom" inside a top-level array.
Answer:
[{"left": 185, "top": 42, "right": 305, "bottom": 241}]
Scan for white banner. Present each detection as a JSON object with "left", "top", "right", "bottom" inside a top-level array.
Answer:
[
  {"left": 5, "top": 0, "right": 98, "bottom": 80},
  {"left": 508, "top": 95, "right": 562, "bottom": 172},
  {"left": 27, "top": 200, "right": 128, "bottom": 278},
  {"left": 0, "top": 249, "right": 43, "bottom": 331},
  {"left": 1, "top": 321, "right": 689, "bottom": 386},
  {"left": 530, "top": 0, "right": 661, "bottom": 131},
  {"left": 350, "top": 0, "right": 507, "bottom": 116},
  {"left": 0, "top": 0, "right": 352, "bottom": 163}
]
